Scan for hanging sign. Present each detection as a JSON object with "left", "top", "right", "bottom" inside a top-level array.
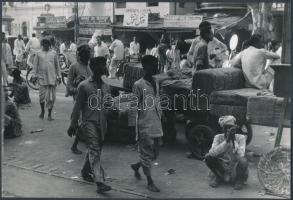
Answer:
[
  {"left": 164, "top": 15, "right": 203, "bottom": 28},
  {"left": 123, "top": 9, "right": 149, "bottom": 27}
]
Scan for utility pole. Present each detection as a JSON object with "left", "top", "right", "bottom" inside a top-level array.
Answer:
[
  {"left": 174, "top": 2, "right": 177, "bottom": 15},
  {"left": 281, "top": 2, "right": 291, "bottom": 64},
  {"left": 74, "top": 2, "right": 79, "bottom": 44},
  {"left": 112, "top": 2, "right": 115, "bottom": 24}
]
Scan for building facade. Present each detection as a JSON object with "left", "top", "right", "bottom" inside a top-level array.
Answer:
[
  {"left": 2, "top": 2, "right": 197, "bottom": 37},
  {"left": 2, "top": 2, "right": 75, "bottom": 36},
  {"left": 105, "top": 2, "right": 196, "bottom": 23}
]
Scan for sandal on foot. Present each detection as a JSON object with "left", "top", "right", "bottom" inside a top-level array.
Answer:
[
  {"left": 96, "top": 183, "right": 112, "bottom": 194},
  {"left": 131, "top": 164, "right": 141, "bottom": 180},
  {"left": 147, "top": 183, "right": 160, "bottom": 192},
  {"left": 71, "top": 147, "right": 82, "bottom": 155}
]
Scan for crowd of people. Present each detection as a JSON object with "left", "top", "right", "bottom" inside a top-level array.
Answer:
[{"left": 1, "top": 19, "right": 283, "bottom": 194}]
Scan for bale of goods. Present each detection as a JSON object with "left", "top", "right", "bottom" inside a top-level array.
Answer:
[
  {"left": 123, "top": 63, "right": 144, "bottom": 90},
  {"left": 106, "top": 97, "right": 136, "bottom": 143}
]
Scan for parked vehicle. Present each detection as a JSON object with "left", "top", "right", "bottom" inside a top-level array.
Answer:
[{"left": 184, "top": 36, "right": 252, "bottom": 160}]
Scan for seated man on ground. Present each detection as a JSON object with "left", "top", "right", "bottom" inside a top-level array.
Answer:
[
  {"left": 4, "top": 87, "right": 22, "bottom": 138},
  {"left": 10, "top": 68, "right": 31, "bottom": 106},
  {"left": 205, "top": 115, "right": 248, "bottom": 190}
]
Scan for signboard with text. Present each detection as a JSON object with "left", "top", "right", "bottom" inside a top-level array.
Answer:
[
  {"left": 46, "top": 16, "right": 67, "bottom": 28},
  {"left": 79, "top": 28, "right": 112, "bottom": 36},
  {"left": 79, "top": 16, "right": 111, "bottom": 24},
  {"left": 123, "top": 9, "right": 149, "bottom": 27},
  {"left": 164, "top": 15, "right": 203, "bottom": 28},
  {"left": 271, "top": 3, "right": 284, "bottom": 11}
]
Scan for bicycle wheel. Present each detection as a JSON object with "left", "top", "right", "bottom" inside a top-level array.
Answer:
[
  {"left": 61, "top": 72, "right": 68, "bottom": 86},
  {"left": 26, "top": 68, "right": 40, "bottom": 90}
]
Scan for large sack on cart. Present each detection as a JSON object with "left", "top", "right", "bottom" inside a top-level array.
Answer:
[
  {"left": 106, "top": 94, "right": 136, "bottom": 143},
  {"left": 247, "top": 95, "right": 291, "bottom": 127}
]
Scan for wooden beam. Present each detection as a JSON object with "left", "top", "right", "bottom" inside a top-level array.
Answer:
[{"left": 281, "top": 2, "right": 291, "bottom": 64}]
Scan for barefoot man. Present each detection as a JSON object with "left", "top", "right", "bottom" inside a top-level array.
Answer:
[
  {"left": 33, "top": 37, "right": 61, "bottom": 121},
  {"left": 131, "top": 55, "right": 163, "bottom": 192}
]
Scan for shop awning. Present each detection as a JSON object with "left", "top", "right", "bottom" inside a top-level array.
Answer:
[
  {"left": 2, "top": 15, "right": 14, "bottom": 22},
  {"left": 112, "top": 22, "right": 164, "bottom": 32},
  {"left": 113, "top": 21, "right": 196, "bottom": 33},
  {"left": 33, "top": 26, "right": 74, "bottom": 32},
  {"left": 163, "top": 27, "right": 195, "bottom": 33},
  {"left": 215, "top": 12, "right": 252, "bottom": 35},
  {"left": 216, "top": 12, "right": 252, "bottom": 30}
]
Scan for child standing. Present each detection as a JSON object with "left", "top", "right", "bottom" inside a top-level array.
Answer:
[{"left": 131, "top": 55, "right": 163, "bottom": 192}]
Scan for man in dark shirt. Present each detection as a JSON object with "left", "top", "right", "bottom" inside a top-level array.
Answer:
[
  {"left": 66, "top": 45, "right": 92, "bottom": 155},
  {"left": 66, "top": 45, "right": 92, "bottom": 99},
  {"left": 192, "top": 21, "right": 214, "bottom": 74},
  {"left": 67, "top": 57, "right": 112, "bottom": 194}
]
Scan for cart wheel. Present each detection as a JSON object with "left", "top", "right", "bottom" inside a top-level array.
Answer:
[
  {"left": 186, "top": 124, "right": 215, "bottom": 160},
  {"left": 238, "top": 123, "right": 252, "bottom": 145}
]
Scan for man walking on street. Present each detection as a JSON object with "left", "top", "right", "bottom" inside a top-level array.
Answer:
[
  {"left": 67, "top": 44, "right": 92, "bottom": 154},
  {"left": 25, "top": 33, "right": 40, "bottom": 69},
  {"left": 129, "top": 36, "right": 140, "bottom": 56},
  {"left": 60, "top": 38, "right": 77, "bottom": 66},
  {"left": 14, "top": 34, "right": 26, "bottom": 69},
  {"left": 157, "top": 37, "right": 169, "bottom": 73},
  {"left": 131, "top": 55, "right": 163, "bottom": 192},
  {"left": 94, "top": 36, "right": 110, "bottom": 59},
  {"left": 67, "top": 57, "right": 112, "bottom": 194},
  {"left": 109, "top": 35, "right": 124, "bottom": 78},
  {"left": 32, "top": 38, "right": 61, "bottom": 121}
]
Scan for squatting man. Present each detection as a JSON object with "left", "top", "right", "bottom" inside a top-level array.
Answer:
[{"left": 205, "top": 115, "right": 249, "bottom": 190}]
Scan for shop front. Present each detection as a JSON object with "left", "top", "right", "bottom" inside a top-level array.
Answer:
[
  {"left": 112, "top": 10, "right": 202, "bottom": 54},
  {"left": 76, "top": 16, "right": 112, "bottom": 45},
  {"left": 33, "top": 13, "right": 74, "bottom": 45},
  {"left": 113, "top": 21, "right": 164, "bottom": 53},
  {"left": 112, "top": 8, "right": 165, "bottom": 53}
]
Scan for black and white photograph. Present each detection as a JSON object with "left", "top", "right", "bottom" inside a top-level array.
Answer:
[{"left": 0, "top": 1, "right": 291, "bottom": 198}]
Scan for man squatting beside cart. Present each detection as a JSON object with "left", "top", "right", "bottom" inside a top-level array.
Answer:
[{"left": 205, "top": 116, "right": 248, "bottom": 190}]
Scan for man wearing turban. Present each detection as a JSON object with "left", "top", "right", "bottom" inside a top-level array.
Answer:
[{"left": 205, "top": 115, "right": 249, "bottom": 190}]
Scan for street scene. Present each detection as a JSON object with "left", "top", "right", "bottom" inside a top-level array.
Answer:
[{"left": 1, "top": 1, "right": 291, "bottom": 199}]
